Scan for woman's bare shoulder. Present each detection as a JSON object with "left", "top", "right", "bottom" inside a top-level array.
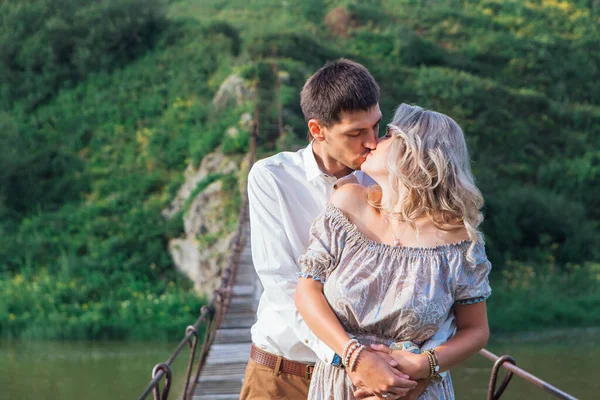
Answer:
[{"left": 329, "top": 183, "right": 368, "bottom": 216}]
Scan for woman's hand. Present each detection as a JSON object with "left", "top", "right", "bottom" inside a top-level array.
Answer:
[
  {"left": 354, "top": 345, "right": 430, "bottom": 400},
  {"left": 369, "top": 344, "right": 430, "bottom": 380},
  {"left": 348, "top": 348, "right": 418, "bottom": 399}
]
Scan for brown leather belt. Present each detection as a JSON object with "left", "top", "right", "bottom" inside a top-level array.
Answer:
[{"left": 250, "top": 344, "right": 315, "bottom": 380}]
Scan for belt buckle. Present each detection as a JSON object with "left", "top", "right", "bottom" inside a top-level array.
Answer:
[{"left": 305, "top": 365, "right": 313, "bottom": 380}]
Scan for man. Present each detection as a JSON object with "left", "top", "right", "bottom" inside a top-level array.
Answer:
[{"left": 241, "top": 59, "right": 440, "bottom": 399}]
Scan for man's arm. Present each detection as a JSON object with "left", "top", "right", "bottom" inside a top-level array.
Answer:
[
  {"left": 247, "top": 164, "right": 335, "bottom": 363},
  {"left": 295, "top": 277, "right": 417, "bottom": 399}
]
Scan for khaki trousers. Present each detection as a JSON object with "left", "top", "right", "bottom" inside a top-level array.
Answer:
[{"left": 239, "top": 359, "right": 310, "bottom": 400}]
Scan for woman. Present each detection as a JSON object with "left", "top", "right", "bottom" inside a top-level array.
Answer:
[{"left": 295, "top": 104, "right": 491, "bottom": 399}]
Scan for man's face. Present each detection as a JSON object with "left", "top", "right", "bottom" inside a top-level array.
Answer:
[{"left": 320, "top": 105, "right": 382, "bottom": 170}]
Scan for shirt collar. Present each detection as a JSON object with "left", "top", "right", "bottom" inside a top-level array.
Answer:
[{"left": 302, "top": 141, "right": 325, "bottom": 182}]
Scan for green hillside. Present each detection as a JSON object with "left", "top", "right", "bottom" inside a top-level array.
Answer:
[{"left": 1, "top": 0, "right": 599, "bottom": 339}]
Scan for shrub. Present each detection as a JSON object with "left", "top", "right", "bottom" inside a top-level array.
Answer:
[
  {"left": 0, "top": 0, "right": 168, "bottom": 111},
  {"left": 222, "top": 130, "right": 251, "bottom": 154},
  {"left": 483, "top": 187, "right": 600, "bottom": 267}
]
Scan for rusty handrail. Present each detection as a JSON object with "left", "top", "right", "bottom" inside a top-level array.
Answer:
[
  {"left": 481, "top": 348, "right": 578, "bottom": 400},
  {"left": 137, "top": 114, "right": 258, "bottom": 400}
]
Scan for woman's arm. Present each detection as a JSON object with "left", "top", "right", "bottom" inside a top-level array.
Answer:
[
  {"left": 432, "top": 301, "right": 489, "bottom": 375},
  {"left": 295, "top": 277, "right": 351, "bottom": 355},
  {"left": 294, "top": 183, "right": 370, "bottom": 357},
  {"left": 295, "top": 277, "right": 418, "bottom": 397}
]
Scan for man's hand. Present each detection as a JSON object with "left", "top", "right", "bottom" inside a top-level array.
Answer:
[
  {"left": 347, "top": 348, "right": 418, "bottom": 399},
  {"left": 354, "top": 379, "right": 429, "bottom": 400},
  {"left": 353, "top": 344, "right": 430, "bottom": 399},
  {"left": 351, "top": 349, "right": 399, "bottom": 399}
]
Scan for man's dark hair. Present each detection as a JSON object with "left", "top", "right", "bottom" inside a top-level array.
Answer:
[{"left": 300, "top": 58, "right": 379, "bottom": 137}]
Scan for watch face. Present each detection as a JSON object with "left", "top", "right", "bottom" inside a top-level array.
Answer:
[{"left": 332, "top": 354, "right": 342, "bottom": 367}]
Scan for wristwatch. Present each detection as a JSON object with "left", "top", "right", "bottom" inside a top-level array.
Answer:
[{"left": 332, "top": 353, "right": 344, "bottom": 368}]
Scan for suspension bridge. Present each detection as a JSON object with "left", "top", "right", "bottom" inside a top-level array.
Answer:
[{"left": 137, "top": 119, "right": 577, "bottom": 400}]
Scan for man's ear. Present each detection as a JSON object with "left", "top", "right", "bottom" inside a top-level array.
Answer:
[{"left": 308, "top": 119, "right": 326, "bottom": 142}]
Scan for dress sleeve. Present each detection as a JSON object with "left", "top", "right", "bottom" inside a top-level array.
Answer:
[
  {"left": 298, "top": 206, "right": 345, "bottom": 283},
  {"left": 453, "top": 240, "right": 492, "bottom": 305}
]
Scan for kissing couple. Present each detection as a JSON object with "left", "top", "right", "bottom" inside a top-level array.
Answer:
[{"left": 241, "top": 59, "right": 491, "bottom": 400}]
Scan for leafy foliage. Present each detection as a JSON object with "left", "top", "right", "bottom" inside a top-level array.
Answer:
[
  {"left": 0, "top": 0, "right": 168, "bottom": 111},
  {"left": 0, "top": 4, "right": 242, "bottom": 339},
  {"left": 1, "top": 0, "right": 599, "bottom": 338}
]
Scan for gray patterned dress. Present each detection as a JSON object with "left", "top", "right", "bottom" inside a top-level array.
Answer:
[{"left": 298, "top": 204, "right": 492, "bottom": 400}]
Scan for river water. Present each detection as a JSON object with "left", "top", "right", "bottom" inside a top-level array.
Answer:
[{"left": 1, "top": 330, "right": 597, "bottom": 399}]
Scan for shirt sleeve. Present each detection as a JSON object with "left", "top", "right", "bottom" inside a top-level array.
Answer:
[
  {"left": 453, "top": 239, "right": 492, "bottom": 304},
  {"left": 298, "top": 208, "right": 344, "bottom": 283},
  {"left": 247, "top": 164, "right": 336, "bottom": 364}
]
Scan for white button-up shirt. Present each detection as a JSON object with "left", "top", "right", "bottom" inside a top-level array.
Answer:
[
  {"left": 248, "top": 142, "right": 373, "bottom": 364},
  {"left": 248, "top": 142, "right": 455, "bottom": 366}
]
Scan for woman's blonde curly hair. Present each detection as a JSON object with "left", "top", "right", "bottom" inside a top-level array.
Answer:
[{"left": 367, "top": 104, "right": 484, "bottom": 263}]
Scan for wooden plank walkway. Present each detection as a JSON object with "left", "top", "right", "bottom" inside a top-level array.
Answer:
[{"left": 193, "top": 223, "right": 261, "bottom": 400}]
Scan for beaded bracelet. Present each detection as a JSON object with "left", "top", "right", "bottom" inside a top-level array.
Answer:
[
  {"left": 342, "top": 338, "right": 359, "bottom": 364},
  {"left": 423, "top": 349, "right": 441, "bottom": 379},
  {"left": 430, "top": 348, "right": 439, "bottom": 367},
  {"left": 349, "top": 344, "right": 366, "bottom": 372},
  {"left": 344, "top": 342, "right": 361, "bottom": 367},
  {"left": 424, "top": 350, "right": 435, "bottom": 377}
]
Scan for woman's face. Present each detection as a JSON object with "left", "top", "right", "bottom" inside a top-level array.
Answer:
[{"left": 361, "top": 127, "right": 394, "bottom": 180}]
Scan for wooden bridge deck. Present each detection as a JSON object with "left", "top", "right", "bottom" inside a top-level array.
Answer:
[{"left": 193, "top": 223, "right": 260, "bottom": 400}]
